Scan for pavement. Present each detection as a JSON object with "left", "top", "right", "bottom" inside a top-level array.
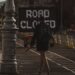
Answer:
[
  {"left": 0, "top": 37, "right": 75, "bottom": 75},
  {"left": 16, "top": 45, "right": 75, "bottom": 75}
]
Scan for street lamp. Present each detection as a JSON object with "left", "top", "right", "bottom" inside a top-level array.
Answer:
[{"left": 0, "top": 0, "right": 18, "bottom": 74}]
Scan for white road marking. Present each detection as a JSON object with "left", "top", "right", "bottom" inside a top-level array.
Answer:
[
  {"left": 48, "top": 51, "right": 75, "bottom": 64},
  {"left": 16, "top": 40, "right": 75, "bottom": 74},
  {"left": 30, "top": 49, "right": 75, "bottom": 74}
]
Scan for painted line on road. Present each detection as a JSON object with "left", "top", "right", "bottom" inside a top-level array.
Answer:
[
  {"left": 48, "top": 51, "right": 75, "bottom": 64},
  {"left": 30, "top": 49, "right": 75, "bottom": 74},
  {"left": 16, "top": 42, "right": 24, "bottom": 47},
  {"left": 16, "top": 41, "right": 75, "bottom": 74},
  {"left": 47, "top": 51, "right": 75, "bottom": 74}
]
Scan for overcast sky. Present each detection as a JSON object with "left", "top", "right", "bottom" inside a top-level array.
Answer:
[{"left": 0, "top": 0, "right": 6, "bottom": 2}]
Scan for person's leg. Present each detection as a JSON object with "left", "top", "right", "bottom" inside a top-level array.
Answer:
[
  {"left": 43, "top": 54, "right": 50, "bottom": 75},
  {"left": 39, "top": 51, "right": 50, "bottom": 75},
  {"left": 38, "top": 51, "right": 45, "bottom": 75}
]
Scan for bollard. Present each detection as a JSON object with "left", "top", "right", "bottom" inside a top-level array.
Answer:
[
  {"left": 69, "top": 36, "right": 74, "bottom": 48},
  {"left": 59, "top": 34, "right": 61, "bottom": 45},
  {"left": 58, "top": 34, "right": 62, "bottom": 45},
  {"left": 53, "top": 34, "right": 58, "bottom": 44},
  {"left": 66, "top": 35, "right": 74, "bottom": 49},
  {"left": 0, "top": 0, "right": 18, "bottom": 74},
  {"left": 66, "top": 34, "right": 70, "bottom": 48}
]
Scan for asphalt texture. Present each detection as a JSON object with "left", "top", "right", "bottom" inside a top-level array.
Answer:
[{"left": 16, "top": 47, "right": 75, "bottom": 75}]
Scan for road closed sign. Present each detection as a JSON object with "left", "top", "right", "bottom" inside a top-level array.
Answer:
[{"left": 18, "top": 7, "right": 56, "bottom": 32}]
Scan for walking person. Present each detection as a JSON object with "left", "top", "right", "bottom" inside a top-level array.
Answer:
[{"left": 27, "top": 16, "right": 54, "bottom": 75}]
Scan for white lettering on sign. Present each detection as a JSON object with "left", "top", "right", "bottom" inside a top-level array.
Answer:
[
  {"left": 19, "top": 9, "right": 56, "bottom": 31},
  {"left": 38, "top": 10, "right": 43, "bottom": 17},
  {"left": 44, "top": 10, "right": 50, "bottom": 18},
  {"left": 20, "top": 21, "right": 32, "bottom": 29},
  {"left": 45, "top": 20, "right": 56, "bottom": 28},
  {"left": 32, "top": 20, "right": 38, "bottom": 28},
  {"left": 50, "top": 20, "right": 56, "bottom": 28},
  {"left": 26, "top": 10, "right": 50, "bottom": 18},
  {"left": 33, "top": 10, "right": 38, "bottom": 18},
  {"left": 20, "top": 20, "right": 56, "bottom": 29},
  {"left": 20, "top": 21, "right": 27, "bottom": 29},
  {"left": 26, "top": 10, "right": 32, "bottom": 18}
]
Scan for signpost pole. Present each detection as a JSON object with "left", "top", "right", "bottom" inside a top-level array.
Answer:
[{"left": 0, "top": 0, "right": 18, "bottom": 74}]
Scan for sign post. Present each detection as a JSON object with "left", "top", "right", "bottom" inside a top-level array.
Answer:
[{"left": 0, "top": 0, "right": 18, "bottom": 74}]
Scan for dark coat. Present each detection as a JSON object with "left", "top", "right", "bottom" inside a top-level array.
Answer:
[{"left": 30, "top": 22, "right": 53, "bottom": 51}]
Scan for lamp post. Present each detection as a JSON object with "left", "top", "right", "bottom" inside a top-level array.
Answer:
[{"left": 0, "top": 0, "right": 18, "bottom": 74}]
